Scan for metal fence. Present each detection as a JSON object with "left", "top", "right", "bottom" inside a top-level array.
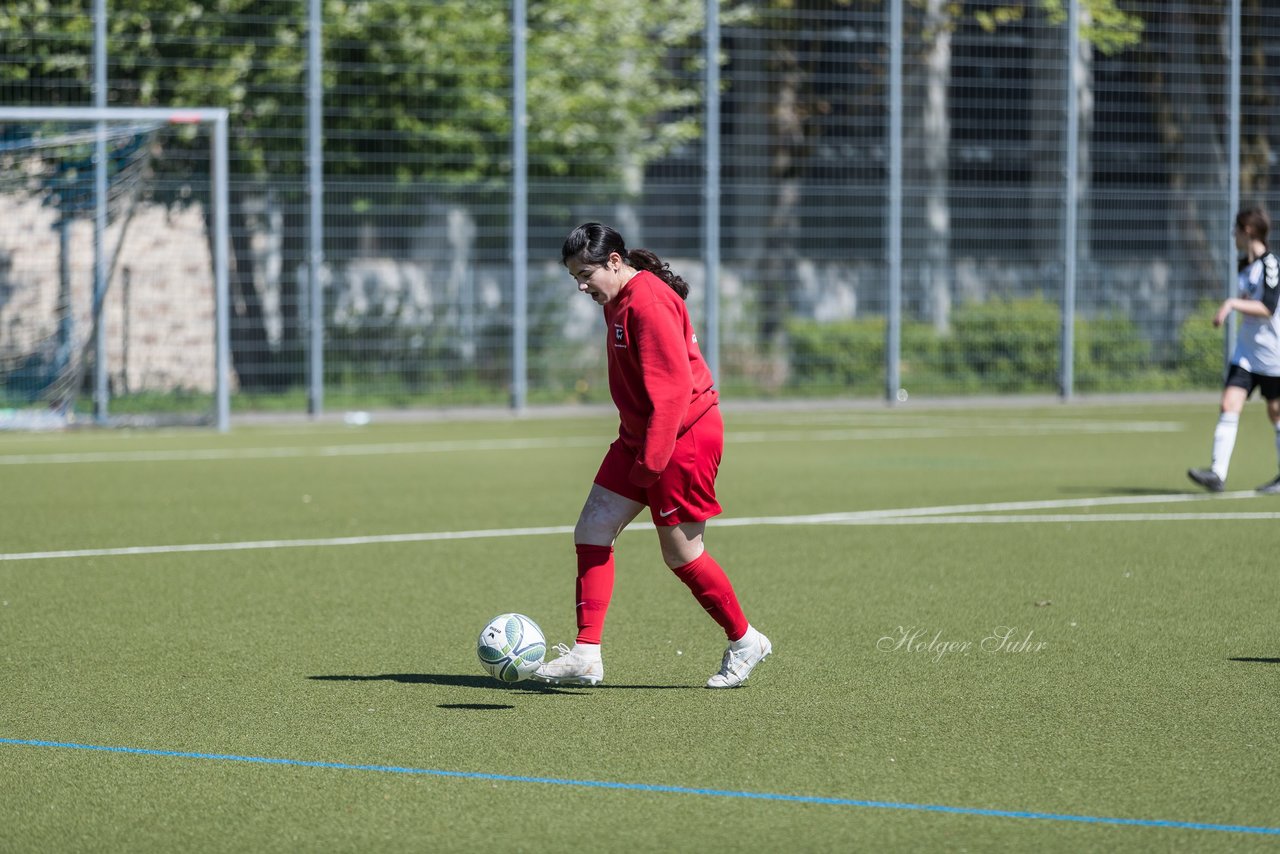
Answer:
[{"left": 1, "top": 0, "right": 1277, "bottom": 421}]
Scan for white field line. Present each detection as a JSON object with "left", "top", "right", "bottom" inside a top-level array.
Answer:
[
  {"left": 0, "top": 420, "right": 1181, "bottom": 466},
  {"left": 0, "top": 438, "right": 601, "bottom": 465},
  {"left": 728, "top": 421, "right": 1182, "bottom": 443},
  {"left": 737, "top": 413, "right": 1182, "bottom": 430},
  {"left": 724, "top": 490, "right": 1258, "bottom": 526},
  {"left": 0, "top": 491, "right": 1262, "bottom": 563},
  {"left": 0, "top": 526, "right": 577, "bottom": 562},
  {"left": 815, "top": 512, "right": 1280, "bottom": 525}
]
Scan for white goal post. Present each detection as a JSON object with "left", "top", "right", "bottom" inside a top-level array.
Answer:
[{"left": 0, "top": 106, "right": 230, "bottom": 432}]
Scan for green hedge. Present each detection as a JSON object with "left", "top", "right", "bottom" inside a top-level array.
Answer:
[
  {"left": 787, "top": 295, "right": 1223, "bottom": 395},
  {"left": 1177, "top": 299, "right": 1227, "bottom": 388}
]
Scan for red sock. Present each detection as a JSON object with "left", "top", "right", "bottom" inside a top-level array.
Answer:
[
  {"left": 671, "top": 551, "right": 749, "bottom": 641},
  {"left": 574, "top": 544, "right": 615, "bottom": 645}
]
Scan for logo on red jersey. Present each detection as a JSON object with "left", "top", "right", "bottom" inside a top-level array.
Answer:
[{"left": 613, "top": 323, "right": 627, "bottom": 348}]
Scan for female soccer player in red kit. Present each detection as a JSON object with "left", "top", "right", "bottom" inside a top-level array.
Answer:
[{"left": 532, "top": 222, "right": 771, "bottom": 688}]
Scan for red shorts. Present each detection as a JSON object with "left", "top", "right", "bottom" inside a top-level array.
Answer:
[{"left": 593, "top": 405, "right": 724, "bottom": 526}]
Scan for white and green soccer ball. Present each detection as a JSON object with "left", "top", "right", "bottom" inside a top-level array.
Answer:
[{"left": 476, "top": 613, "right": 546, "bottom": 683}]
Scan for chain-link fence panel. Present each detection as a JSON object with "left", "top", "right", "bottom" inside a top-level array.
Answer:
[{"left": 2, "top": 1, "right": 1277, "bottom": 416}]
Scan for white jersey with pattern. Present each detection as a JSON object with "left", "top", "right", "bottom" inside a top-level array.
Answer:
[{"left": 1232, "top": 251, "right": 1280, "bottom": 376}]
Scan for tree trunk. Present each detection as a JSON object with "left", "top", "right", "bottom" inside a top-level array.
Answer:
[
  {"left": 1143, "top": 4, "right": 1226, "bottom": 296},
  {"left": 1031, "top": 6, "right": 1093, "bottom": 269},
  {"left": 224, "top": 187, "right": 285, "bottom": 392},
  {"left": 921, "top": 0, "right": 952, "bottom": 334},
  {"left": 761, "top": 41, "right": 804, "bottom": 348},
  {"left": 1241, "top": 0, "right": 1275, "bottom": 198}
]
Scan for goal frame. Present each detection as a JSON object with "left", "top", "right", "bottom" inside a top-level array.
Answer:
[{"left": 0, "top": 106, "right": 231, "bottom": 432}]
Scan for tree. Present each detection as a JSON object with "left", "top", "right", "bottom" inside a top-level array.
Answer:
[
  {"left": 0, "top": 0, "right": 719, "bottom": 390},
  {"left": 1124, "top": 2, "right": 1276, "bottom": 300},
  {"left": 1, "top": 0, "right": 311, "bottom": 390},
  {"left": 527, "top": 1, "right": 710, "bottom": 239},
  {"left": 743, "top": 0, "right": 1141, "bottom": 347},
  {"left": 912, "top": 1, "right": 1139, "bottom": 333}
]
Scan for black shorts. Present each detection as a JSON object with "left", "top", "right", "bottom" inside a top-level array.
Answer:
[{"left": 1225, "top": 364, "right": 1280, "bottom": 400}]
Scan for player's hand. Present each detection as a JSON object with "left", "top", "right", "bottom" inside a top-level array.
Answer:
[
  {"left": 629, "top": 461, "right": 661, "bottom": 488},
  {"left": 1212, "top": 301, "right": 1232, "bottom": 327}
]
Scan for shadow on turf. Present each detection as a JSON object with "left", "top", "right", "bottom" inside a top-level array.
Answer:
[
  {"left": 308, "top": 673, "right": 692, "bottom": 692},
  {"left": 1058, "top": 486, "right": 1194, "bottom": 496},
  {"left": 1228, "top": 657, "right": 1280, "bottom": 664}
]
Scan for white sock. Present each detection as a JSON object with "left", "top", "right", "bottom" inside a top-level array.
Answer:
[
  {"left": 1212, "top": 412, "right": 1240, "bottom": 481},
  {"left": 571, "top": 642, "right": 601, "bottom": 660},
  {"left": 730, "top": 625, "right": 757, "bottom": 651}
]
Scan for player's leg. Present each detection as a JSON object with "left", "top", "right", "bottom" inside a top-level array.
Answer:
[
  {"left": 1213, "top": 382, "right": 1249, "bottom": 480},
  {"left": 575, "top": 481, "right": 646, "bottom": 546},
  {"left": 648, "top": 410, "right": 742, "bottom": 637},
  {"left": 656, "top": 520, "right": 744, "bottom": 638},
  {"left": 534, "top": 446, "right": 644, "bottom": 686},
  {"left": 1255, "top": 380, "right": 1280, "bottom": 493},
  {"left": 1189, "top": 372, "right": 1248, "bottom": 491},
  {"left": 654, "top": 522, "right": 770, "bottom": 688},
  {"left": 650, "top": 410, "right": 770, "bottom": 687},
  {"left": 572, "top": 482, "right": 644, "bottom": 646}
]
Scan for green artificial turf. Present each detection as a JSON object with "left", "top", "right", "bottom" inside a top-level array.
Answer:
[{"left": 1, "top": 399, "right": 1278, "bottom": 852}]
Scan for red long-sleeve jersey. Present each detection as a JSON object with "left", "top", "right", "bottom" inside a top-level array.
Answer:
[{"left": 602, "top": 269, "right": 718, "bottom": 487}]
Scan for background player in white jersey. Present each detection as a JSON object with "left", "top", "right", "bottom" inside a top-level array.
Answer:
[{"left": 1188, "top": 207, "right": 1280, "bottom": 494}]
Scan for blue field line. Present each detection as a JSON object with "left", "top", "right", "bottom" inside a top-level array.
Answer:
[{"left": 3, "top": 737, "right": 1278, "bottom": 837}]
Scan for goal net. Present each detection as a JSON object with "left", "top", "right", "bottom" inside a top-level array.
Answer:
[{"left": 0, "top": 107, "right": 230, "bottom": 430}]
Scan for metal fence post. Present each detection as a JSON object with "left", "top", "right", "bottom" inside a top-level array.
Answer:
[
  {"left": 886, "top": 0, "right": 903, "bottom": 404},
  {"left": 704, "top": 0, "right": 721, "bottom": 385},
  {"left": 1060, "top": 0, "right": 1079, "bottom": 400},
  {"left": 307, "top": 0, "right": 325, "bottom": 418},
  {"left": 93, "top": 0, "right": 108, "bottom": 423},
  {"left": 511, "top": 0, "right": 528, "bottom": 413},
  {"left": 1226, "top": 0, "right": 1242, "bottom": 369}
]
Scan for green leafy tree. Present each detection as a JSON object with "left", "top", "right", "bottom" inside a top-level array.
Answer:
[
  {"left": 0, "top": 0, "right": 717, "bottom": 388},
  {"left": 749, "top": 0, "right": 1141, "bottom": 347}
]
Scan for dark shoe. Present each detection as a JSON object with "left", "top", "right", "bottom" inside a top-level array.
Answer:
[
  {"left": 1187, "top": 468, "right": 1225, "bottom": 493},
  {"left": 1256, "top": 474, "right": 1280, "bottom": 495}
]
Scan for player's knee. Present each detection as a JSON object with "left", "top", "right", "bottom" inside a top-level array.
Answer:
[
  {"left": 574, "top": 515, "right": 620, "bottom": 546},
  {"left": 660, "top": 542, "right": 704, "bottom": 570}
]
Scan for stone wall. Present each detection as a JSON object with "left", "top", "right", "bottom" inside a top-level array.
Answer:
[{"left": 0, "top": 194, "right": 218, "bottom": 396}]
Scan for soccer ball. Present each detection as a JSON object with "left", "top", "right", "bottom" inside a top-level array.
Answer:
[{"left": 476, "top": 613, "right": 546, "bottom": 683}]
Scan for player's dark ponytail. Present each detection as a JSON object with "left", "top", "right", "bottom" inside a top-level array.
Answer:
[
  {"left": 562, "top": 222, "right": 690, "bottom": 301},
  {"left": 625, "top": 247, "right": 689, "bottom": 300}
]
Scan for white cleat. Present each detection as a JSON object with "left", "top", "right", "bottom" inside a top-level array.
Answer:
[
  {"left": 707, "top": 628, "right": 772, "bottom": 689},
  {"left": 531, "top": 643, "right": 605, "bottom": 686}
]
